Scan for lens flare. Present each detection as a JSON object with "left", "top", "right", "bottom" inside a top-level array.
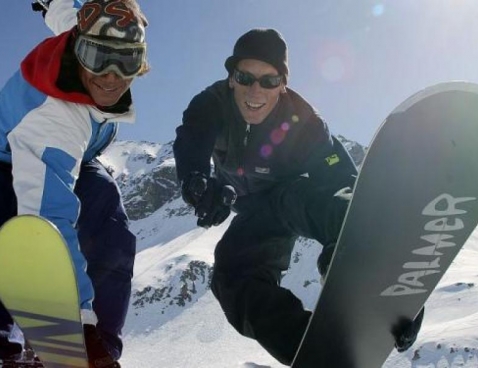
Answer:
[
  {"left": 271, "top": 129, "right": 286, "bottom": 145},
  {"left": 321, "top": 56, "right": 346, "bottom": 83},
  {"left": 314, "top": 40, "right": 355, "bottom": 83},
  {"left": 372, "top": 4, "right": 385, "bottom": 17},
  {"left": 260, "top": 145, "right": 273, "bottom": 158}
]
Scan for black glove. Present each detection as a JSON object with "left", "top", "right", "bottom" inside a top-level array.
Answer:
[
  {"left": 181, "top": 172, "right": 237, "bottom": 229},
  {"left": 317, "top": 242, "right": 336, "bottom": 278},
  {"left": 31, "top": 1, "right": 51, "bottom": 18},
  {"left": 393, "top": 306, "right": 425, "bottom": 352}
]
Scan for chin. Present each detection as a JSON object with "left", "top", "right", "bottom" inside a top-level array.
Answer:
[
  {"left": 89, "top": 87, "right": 126, "bottom": 107},
  {"left": 93, "top": 96, "right": 121, "bottom": 107},
  {"left": 241, "top": 108, "right": 269, "bottom": 125},
  {"left": 246, "top": 115, "right": 266, "bottom": 125}
]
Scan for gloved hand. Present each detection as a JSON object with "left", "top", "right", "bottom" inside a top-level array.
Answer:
[
  {"left": 31, "top": 0, "right": 51, "bottom": 18},
  {"left": 181, "top": 172, "right": 237, "bottom": 229},
  {"left": 317, "top": 242, "right": 336, "bottom": 279},
  {"left": 394, "top": 306, "right": 425, "bottom": 352}
]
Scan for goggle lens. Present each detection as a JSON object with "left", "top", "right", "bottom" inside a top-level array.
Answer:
[{"left": 74, "top": 35, "right": 146, "bottom": 79}]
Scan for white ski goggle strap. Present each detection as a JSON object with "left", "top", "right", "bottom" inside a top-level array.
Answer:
[{"left": 74, "top": 35, "right": 146, "bottom": 79}]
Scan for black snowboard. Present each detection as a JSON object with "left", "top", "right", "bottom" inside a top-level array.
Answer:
[{"left": 292, "top": 82, "right": 478, "bottom": 368}]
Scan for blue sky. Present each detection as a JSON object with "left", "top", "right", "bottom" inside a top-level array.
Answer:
[{"left": 2, "top": 0, "right": 478, "bottom": 146}]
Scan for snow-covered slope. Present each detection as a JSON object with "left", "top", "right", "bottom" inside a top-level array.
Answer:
[{"left": 98, "top": 140, "right": 478, "bottom": 368}]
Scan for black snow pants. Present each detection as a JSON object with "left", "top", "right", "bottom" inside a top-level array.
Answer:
[{"left": 211, "top": 177, "right": 350, "bottom": 366}]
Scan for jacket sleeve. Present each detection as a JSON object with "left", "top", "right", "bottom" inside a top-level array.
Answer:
[
  {"left": 294, "top": 112, "right": 357, "bottom": 192},
  {"left": 45, "top": 0, "right": 83, "bottom": 35},
  {"left": 173, "top": 89, "right": 222, "bottom": 182},
  {"left": 8, "top": 96, "right": 95, "bottom": 310}
]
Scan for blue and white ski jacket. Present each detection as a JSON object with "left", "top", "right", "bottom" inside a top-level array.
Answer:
[{"left": 0, "top": 0, "right": 136, "bottom": 320}]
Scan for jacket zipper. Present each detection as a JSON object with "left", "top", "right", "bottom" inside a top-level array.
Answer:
[
  {"left": 243, "top": 123, "right": 251, "bottom": 146},
  {"left": 242, "top": 124, "right": 251, "bottom": 192}
]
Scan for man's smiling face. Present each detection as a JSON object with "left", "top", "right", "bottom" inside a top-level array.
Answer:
[
  {"left": 229, "top": 59, "right": 284, "bottom": 125},
  {"left": 79, "top": 67, "right": 133, "bottom": 107}
]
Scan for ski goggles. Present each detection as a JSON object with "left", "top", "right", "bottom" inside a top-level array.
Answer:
[
  {"left": 233, "top": 69, "right": 283, "bottom": 89},
  {"left": 74, "top": 35, "right": 146, "bottom": 79}
]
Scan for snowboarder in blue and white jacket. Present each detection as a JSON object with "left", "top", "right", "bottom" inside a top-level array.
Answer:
[{"left": 0, "top": 0, "right": 149, "bottom": 366}]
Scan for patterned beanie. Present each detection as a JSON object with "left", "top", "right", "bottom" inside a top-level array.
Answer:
[{"left": 76, "top": 0, "right": 147, "bottom": 43}]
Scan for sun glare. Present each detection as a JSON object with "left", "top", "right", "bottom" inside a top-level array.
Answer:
[{"left": 372, "top": 4, "right": 385, "bottom": 17}]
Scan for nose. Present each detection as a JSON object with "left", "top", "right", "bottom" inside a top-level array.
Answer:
[
  {"left": 249, "top": 80, "right": 263, "bottom": 93},
  {"left": 100, "top": 71, "right": 122, "bottom": 81}
]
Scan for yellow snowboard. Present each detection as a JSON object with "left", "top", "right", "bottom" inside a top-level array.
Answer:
[{"left": 0, "top": 215, "right": 88, "bottom": 368}]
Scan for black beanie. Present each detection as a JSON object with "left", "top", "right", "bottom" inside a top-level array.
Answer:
[{"left": 225, "top": 28, "right": 289, "bottom": 83}]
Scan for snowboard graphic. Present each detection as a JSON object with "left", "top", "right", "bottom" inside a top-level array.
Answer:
[
  {"left": 292, "top": 82, "right": 478, "bottom": 367},
  {"left": 0, "top": 216, "right": 88, "bottom": 368}
]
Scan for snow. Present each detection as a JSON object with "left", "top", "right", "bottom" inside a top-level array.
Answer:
[
  {"left": 99, "top": 142, "right": 478, "bottom": 368},
  {"left": 123, "top": 292, "right": 283, "bottom": 368},
  {"left": 121, "top": 227, "right": 478, "bottom": 368}
]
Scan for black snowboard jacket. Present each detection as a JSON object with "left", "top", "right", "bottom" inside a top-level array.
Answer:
[{"left": 173, "top": 79, "right": 357, "bottom": 201}]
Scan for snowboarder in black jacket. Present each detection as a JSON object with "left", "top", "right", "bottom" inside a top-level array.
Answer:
[{"left": 174, "top": 28, "right": 423, "bottom": 365}]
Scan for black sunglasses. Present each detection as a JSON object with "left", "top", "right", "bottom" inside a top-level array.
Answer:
[{"left": 233, "top": 69, "right": 283, "bottom": 89}]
